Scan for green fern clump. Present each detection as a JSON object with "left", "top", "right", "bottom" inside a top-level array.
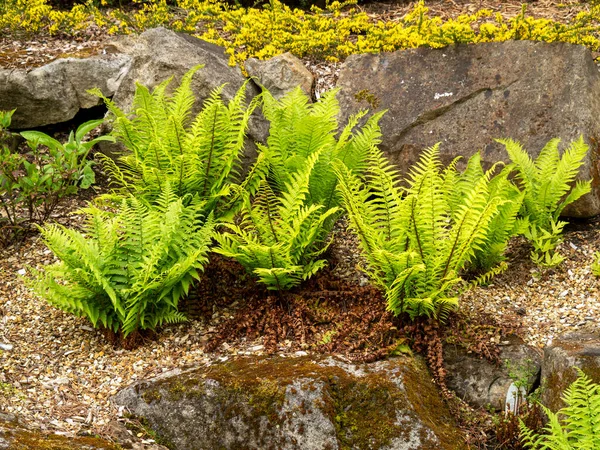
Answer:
[
  {"left": 520, "top": 369, "right": 600, "bottom": 449},
  {"left": 27, "top": 186, "right": 214, "bottom": 337},
  {"left": 335, "top": 144, "right": 506, "bottom": 320},
  {"left": 91, "top": 65, "right": 257, "bottom": 215},
  {"left": 497, "top": 137, "right": 591, "bottom": 268},
  {"left": 449, "top": 152, "right": 526, "bottom": 272},
  {"left": 259, "top": 87, "right": 385, "bottom": 214},
  {"left": 215, "top": 87, "right": 384, "bottom": 290},
  {"left": 216, "top": 152, "right": 338, "bottom": 290}
]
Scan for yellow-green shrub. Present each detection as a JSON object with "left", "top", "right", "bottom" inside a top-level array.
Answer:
[{"left": 2, "top": 0, "right": 600, "bottom": 66}]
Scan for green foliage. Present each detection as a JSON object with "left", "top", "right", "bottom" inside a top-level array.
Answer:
[
  {"left": 497, "top": 137, "right": 591, "bottom": 268},
  {"left": 335, "top": 144, "right": 505, "bottom": 320},
  {"left": 449, "top": 152, "right": 525, "bottom": 272},
  {"left": 4, "top": 0, "right": 600, "bottom": 66},
  {"left": 520, "top": 369, "right": 600, "bottom": 449},
  {"left": 0, "top": 114, "right": 111, "bottom": 243},
  {"left": 27, "top": 185, "right": 214, "bottom": 337},
  {"left": 91, "top": 65, "right": 256, "bottom": 216},
  {"left": 214, "top": 87, "right": 383, "bottom": 291},
  {"left": 259, "top": 87, "right": 384, "bottom": 214},
  {"left": 592, "top": 252, "right": 600, "bottom": 277},
  {"left": 215, "top": 151, "right": 338, "bottom": 290},
  {"left": 0, "top": 109, "right": 14, "bottom": 130},
  {"left": 525, "top": 218, "right": 567, "bottom": 268}
]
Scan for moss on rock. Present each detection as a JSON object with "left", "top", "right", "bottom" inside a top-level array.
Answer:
[
  {"left": 0, "top": 416, "right": 118, "bottom": 450},
  {"left": 115, "top": 355, "right": 468, "bottom": 450}
]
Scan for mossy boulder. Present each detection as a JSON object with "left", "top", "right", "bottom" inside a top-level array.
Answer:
[
  {"left": 0, "top": 413, "right": 117, "bottom": 450},
  {"left": 540, "top": 332, "right": 600, "bottom": 412},
  {"left": 113, "top": 354, "right": 467, "bottom": 450}
]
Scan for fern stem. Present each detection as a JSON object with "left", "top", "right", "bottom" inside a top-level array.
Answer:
[
  {"left": 441, "top": 211, "right": 467, "bottom": 280},
  {"left": 269, "top": 247, "right": 283, "bottom": 292},
  {"left": 173, "top": 121, "right": 185, "bottom": 197},
  {"left": 201, "top": 107, "right": 219, "bottom": 199},
  {"left": 265, "top": 198, "right": 279, "bottom": 244},
  {"left": 411, "top": 197, "right": 424, "bottom": 261}
]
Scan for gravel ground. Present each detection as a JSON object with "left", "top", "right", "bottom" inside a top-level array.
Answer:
[
  {"left": 462, "top": 221, "right": 600, "bottom": 349},
  {"left": 1, "top": 0, "right": 600, "bottom": 443},
  {"left": 1, "top": 207, "right": 599, "bottom": 441}
]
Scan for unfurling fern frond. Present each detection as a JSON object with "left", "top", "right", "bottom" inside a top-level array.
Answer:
[
  {"left": 91, "top": 65, "right": 257, "bottom": 217},
  {"left": 336, "top": 144, "right": 510, "bottom": 320},
  {"left": 27, "top": 186, "right": 214, "bottom": 337},
  {"left": 520, "top": 369, "right": 600, "bottom": 450},
  {"left": 497, "top": 136, "right": 591, "bottom": 268}
]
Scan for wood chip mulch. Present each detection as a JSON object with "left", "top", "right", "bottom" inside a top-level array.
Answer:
[{"left": 1, "top": 0, "right": 600, "bottom": 445}]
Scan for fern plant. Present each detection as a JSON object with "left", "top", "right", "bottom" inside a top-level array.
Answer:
[
  {"left": 258, "top": 87, "right": 385, "bottom": 215},
  {"left": 91, "top": 65, "right": 257, "bottom": 215},
  {"left": 214, "top": 87, "right": 384, "bottom": 290},
  {"left": 497, "top": 137, "right": 591, "bottom": 267},
  {"left": 520, "top": 369, "right": 600, "bottom": 449},
  {"left": 335, "top": 144, "right": 505, "bottom": 320},
  {"left": 449, "top": 152, "right": 526, "bottom": 272},
  {"left": 215, "top": 151, "right": 339, "bottom": 290},
  {"left": 27, "top": 185, "right": 214, "bottom": 337}
]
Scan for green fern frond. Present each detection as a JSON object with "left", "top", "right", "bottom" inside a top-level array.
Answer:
[
  {"left": 93, "top": 66, "right": 255, "bottom": 218},
  {"left": 214, "top": 148, "right": 338, "bottom": 291},
  {"left": 520, "top": 369, "right": 600, "bottom": 450},
  {"left": 27, "top": 187, "right": 214, "bottom": 337},
  {"left": 497, "top": 136, "right": 591, "bottom": 268},
  {"left": 337, "top": 144, "right": 510, "bottom": 320}
]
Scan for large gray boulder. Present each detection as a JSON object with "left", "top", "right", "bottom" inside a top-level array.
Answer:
[
  {"left": 444, "top": 335, "right": 541, "bottom": 411},
  {"left": 108, "top": 27, "right": 267, "bottom": 142},
  {"left": 336, "top": 41, "right": 600, "bottom": 217},
  {"left": 99, "top": 27, "right": 267, "bottom": 162},
  {"left": 114, "top": 355, "right": 468, "bottom": 450},
  {"left": 540, "top": 332, "right": 600, "bottom": 412},
  {"left": 0, "top": 54, "right": 131, "bottom": 129},
  {"left": 245, "top": 52, "right": 314, "bottom": 100}
]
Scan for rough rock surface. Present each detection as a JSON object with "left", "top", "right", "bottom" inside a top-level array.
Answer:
[
  {"left": 0, "top": 54, "right": 131, "bottom": 129},
  {"left": 540, "top": 332, "right": 600, "bottom": 412},
  {"left": 114, "top": 355, "right": 467, "bottom": 450},
  {"left": 97, "top": 27, "right": 267, "bottom": 161},
  {"left": 444, "top": 335, "right": 542, "bottom": 411},
  {"left": 0, "top": 413, "right": 117, "bottom": 450},
  {"left": 108, "top": 27, "right": 266, "bottom": 139},
  {"left": 245, "top": 52, "right": 314, "bottom": 99},
  {"left": 336, "top": 41, "right": 600, "bottom": 217}
]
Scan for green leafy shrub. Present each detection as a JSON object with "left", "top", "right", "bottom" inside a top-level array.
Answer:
[
  {"left": 497, "top": 137, "right": 591, "bottom": 268},
  {"left": 27, "top": 185, "right": 214, "bottom": 337},
  {"left": 520, "top": 369, "right": 600, "bottom": 449},
  {"left": 5, "top": 0, "right": 600, "bottom": 68},
  {"left": 0, "top": 114, "right": 111, "bottom": 243},
  {"left": 335, "top": 144, "right": 506, "bottom": 320},
  {"left": 92, "top": 64, "right": 256, "bottom": 215}
]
